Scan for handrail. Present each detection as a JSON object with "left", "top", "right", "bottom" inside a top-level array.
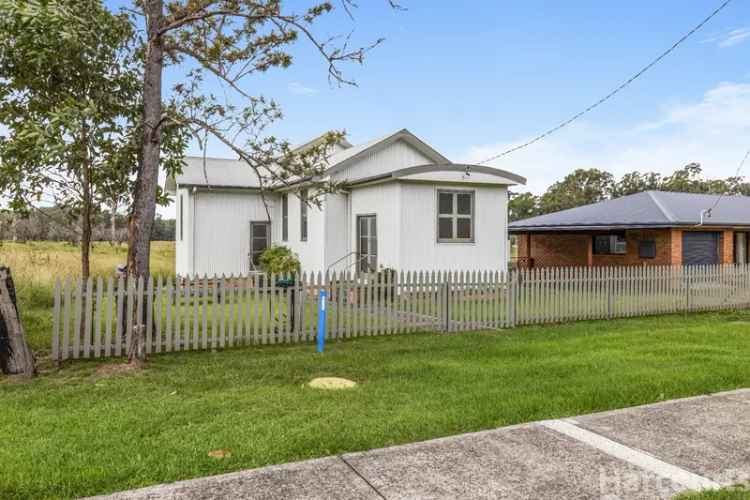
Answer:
[{"left": 326, "top": 252, "right": 376, "bottom": 274}]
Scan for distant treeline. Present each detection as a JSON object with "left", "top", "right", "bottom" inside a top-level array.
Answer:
[
  {"left": 510, "top": 163, "right": 750, "bottom": 222},
  {"left": 0, "top": 207, "right": 175, "bottom": 243}
]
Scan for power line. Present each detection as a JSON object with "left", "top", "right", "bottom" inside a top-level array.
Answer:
[
  {"left": 706, "top": 146, "right": 750, "bottom": 215},
  {"left": 477, "top": 0, "right": 735, "bottom": 166}
]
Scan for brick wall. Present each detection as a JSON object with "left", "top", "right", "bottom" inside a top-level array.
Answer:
[
  {"left": 516, "top": 229, "right": 674, "bottom": 268},
  {"left": 516, "top": 232, "right": 590, "bottom": 267},
  {"left": 515, "top": 228, "right": 742, "bottom": 268},
  {"left": 592, "top": 229, "right": 672, "bottom": 267}
]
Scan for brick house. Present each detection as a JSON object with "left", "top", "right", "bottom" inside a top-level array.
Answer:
[{"left": 509, "top": 191, "right": 750, "bottom": 268}]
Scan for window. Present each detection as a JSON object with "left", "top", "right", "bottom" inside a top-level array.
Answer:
[
  {"left": 300, "top": 189, "right": 308, "bottom": 241},
  {"left": 250, "top": 222, "right": 270, "bottom": 267},
  {"left": 638, "top": 240, "right": 656, "bottom": 259},
  {"left": 281, "top": 194, "right": 288, "bottom": 242},
  {"left": 437, "top": 190, "right": 474, "bottom": 242},
  {"left": 179, "top": 194, "right": 184, "bottom": 241},
  {"left": 593, "top": 234, "right": 626, "bottom": 255},
  {"left": 357, "top": 215, "right": 377, "bottom": 272}
]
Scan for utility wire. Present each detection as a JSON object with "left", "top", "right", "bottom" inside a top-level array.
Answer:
[
  {"left": 706, "top": 146, "right": 750, "bottom": 215},
  {"left": 477, "top": 0, "right": 735, "bottom": 165}
]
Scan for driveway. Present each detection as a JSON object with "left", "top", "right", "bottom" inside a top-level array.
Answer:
[{"left": 90, "top": 389, "right": 750, "bottom": 499}]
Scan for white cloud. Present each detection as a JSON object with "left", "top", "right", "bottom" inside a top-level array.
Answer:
[
  {"left": 288, "top": 82, "right": 319, "bottom": 96},
  {"left": 463, "top": 81, "right": 750, "bottom": 195},
  {"left": 702, "top": 27, "right": 750, "bottom": 48}
]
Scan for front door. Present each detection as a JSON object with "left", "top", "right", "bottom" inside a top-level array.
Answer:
[
  {"left": 250, "top": 221, "right": 271, "bottom": 269},
  {"left": 357, "top": 215, "right": 377, "bottom": 273}
]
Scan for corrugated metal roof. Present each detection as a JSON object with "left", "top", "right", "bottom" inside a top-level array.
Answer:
[
  {"left": 169, "top": 129, "right": 453, "bottom": 191},
  {"left": 173, "top": 156, "right": 262, "bottom": 189},
  {"left": 509, "top": 191, "right": 750, "bottom": 231}
]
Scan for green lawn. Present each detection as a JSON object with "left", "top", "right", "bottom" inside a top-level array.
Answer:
[
  {"left": 678, "top": 486, "right": 750, "bottom": 499},
  {"left": 3, "top": 311, "right": 750, "bottom": 499}
]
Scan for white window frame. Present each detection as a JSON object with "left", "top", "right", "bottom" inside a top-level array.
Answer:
[
  {"left": 593, "top": 234, "right": 627, "bottom": 255},
  {"left": 300, "top": 189, "right": 308, "bottom": 242},
  {"left": 436, "top": 189, "right": 475, "bottom": 243},
  {"left": 281, "top": 193, "right": 288, "bottom": 242}
]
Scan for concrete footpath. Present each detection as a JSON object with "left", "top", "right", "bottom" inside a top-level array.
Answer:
[{"left": 92, "top": 389, "right": 750, "bottom": 500}]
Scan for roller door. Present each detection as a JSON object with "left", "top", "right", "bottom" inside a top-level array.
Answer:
[{"left": 682, "top": 232, "right": 719, "bottom": 266}]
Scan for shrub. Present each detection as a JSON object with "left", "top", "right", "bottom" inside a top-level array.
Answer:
[{"left": 258, "top": 245, "right": 301, "bottom": 275}]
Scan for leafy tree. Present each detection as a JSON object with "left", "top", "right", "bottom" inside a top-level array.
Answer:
[
  {"left": 0, "top": 0, "right": 188, "bottom": 276},
  {"left": 0, "top": 0, "right": 136, "bottom": 277},
  {"left": 538, "top": 168, "right": 614, "bottom": 213},
  {"left": 151, "top": 216, "right": 176, "bottom": 241},
  {"left": 612, "top": 171, "right": 662, "bottom": 197},
  {"left": 660, "top": 163, "right": 707, "bottom": 193},
  {"left": 126, "top": 0, "right": 400, "bottom": 282},
  {"left": 508, "top": 192, "right": 539, "bottom": 222}
]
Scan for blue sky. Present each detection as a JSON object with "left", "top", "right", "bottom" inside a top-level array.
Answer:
[{"left": 107, "top": 1, "right": 750, "bottom": 208}]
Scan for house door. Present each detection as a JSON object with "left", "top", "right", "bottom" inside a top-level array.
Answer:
[
  {"left": 250, "top": 221, "right": 271, "bottom": 269},
  {"left": 682, "top": 232, "right": 719, "bottom": 266},
  {"left": 357, "top": 215, "right": 377, "bottom": 273}
]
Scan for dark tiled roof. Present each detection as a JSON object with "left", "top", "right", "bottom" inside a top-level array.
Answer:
[{"left": 509, "top": 191, "right": 750, "bottom": 231}]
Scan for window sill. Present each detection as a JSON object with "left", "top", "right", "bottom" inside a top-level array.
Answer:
[{"left": 437, "top": 240, "right": 476, "bottom": 245}]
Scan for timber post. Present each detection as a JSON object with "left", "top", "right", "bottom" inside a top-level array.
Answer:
[{"left": 0, "top": 267, "right": 35, "bottom": 377}]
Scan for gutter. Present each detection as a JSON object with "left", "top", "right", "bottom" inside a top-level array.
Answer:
[{"left": 508, "top": 222, "right": 750, "bottom": 233}]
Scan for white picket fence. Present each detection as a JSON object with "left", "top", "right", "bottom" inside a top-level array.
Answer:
[{"left": 51, "top": 264, "right": 750, "bottom": 361}]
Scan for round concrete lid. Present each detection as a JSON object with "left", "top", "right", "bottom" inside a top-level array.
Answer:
[{"left": 308, "top": 377, "right": 357, "bottom": 390}]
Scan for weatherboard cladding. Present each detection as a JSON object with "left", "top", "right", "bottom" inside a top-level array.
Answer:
[{"left": 509, "top": 191, "right": 750, "bottom": 231}]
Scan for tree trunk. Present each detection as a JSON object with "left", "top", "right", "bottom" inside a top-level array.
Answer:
[
  {"left": 0, "top": 267, "right": 35, "bottom": 377},
  {"left": 10, "top": 214, "right": 17, "bottom": 242},
  {"left": 127, "top": 0, "right": 163, "bottom": 363},
  {"left": 127, "top": 0, "right": 164, "bottom": 280},
  {"left": 81, "top": 123, "right": 92, "bottom": 281},
  {"left": 110, "top": 200, "right": 118, "bottom": 245},
  {"left": 81, "top": 185, "right": 91, "bottom": 280}
]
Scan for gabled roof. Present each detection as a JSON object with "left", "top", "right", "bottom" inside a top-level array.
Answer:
[
  {"left": 509, "top": 191, "right": 750, "bottom": 232},
  {"left": 323, "top": 129, "right": 451, "bottom": 176}
]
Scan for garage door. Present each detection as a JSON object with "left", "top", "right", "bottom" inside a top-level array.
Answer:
[{"left": 682, "top": 232, "right": 719, "bottom": 265}]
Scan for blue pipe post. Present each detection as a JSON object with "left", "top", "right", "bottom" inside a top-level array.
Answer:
[{"left": 317, "top": 289, "right": 327, "bottom": 353}]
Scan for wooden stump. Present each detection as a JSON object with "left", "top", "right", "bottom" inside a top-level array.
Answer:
[{"left": 0, "top": 267, "right": 35, "bottom": 377}]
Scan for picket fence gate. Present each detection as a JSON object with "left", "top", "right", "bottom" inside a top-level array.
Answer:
[{"left": 51, "top": 264, "right": 750, "bottom": 361}]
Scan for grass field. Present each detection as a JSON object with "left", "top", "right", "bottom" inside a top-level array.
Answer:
[
  {"left": 0, "top": 241, "right": 174, "bottom": 352},
  {"left": 2, "top": 310, "right": 750, "bottom": 499}
]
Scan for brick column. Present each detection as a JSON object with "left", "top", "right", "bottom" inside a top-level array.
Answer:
[
  {"left": 586, "top": 234, "right": 593, "bottom": 266},
  {"left": 721, "top": 230, "right": 734, "bottom": 264},
  {"left": 670, "top": 229, "right": 682, "bottom": 266},
  {"left": 525, "top": 233, "right": 531, "bottom": 258}
]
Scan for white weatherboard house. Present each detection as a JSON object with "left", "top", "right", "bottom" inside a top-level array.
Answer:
[{"left": 166, "top": 129, "right": 526, "bottom": 276}]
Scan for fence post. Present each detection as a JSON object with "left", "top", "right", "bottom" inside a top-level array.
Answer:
[
  {"left": 442, "top": 273, "right": 451, "bottom": 332},
  {"left": 607, "top": 268, "right": 613, "bottom": 319},
  {"left": 685, "top": 268, "right": 692, "bottom": 312},
  {"left": 508, "top": 271, "right": 518, "bottom": 328}
]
